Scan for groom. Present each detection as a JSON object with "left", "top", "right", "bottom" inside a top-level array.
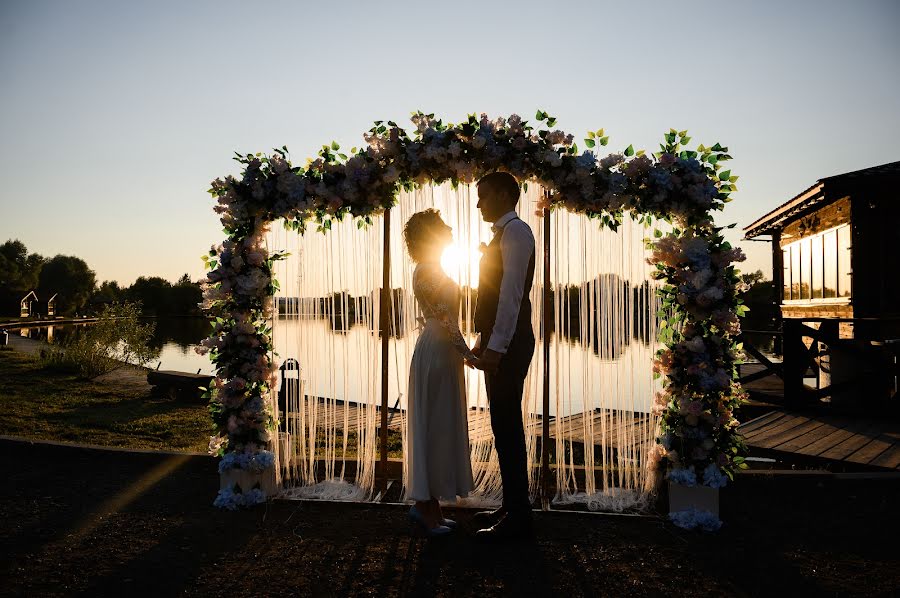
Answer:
[{"left": 470, "top": 172, "right": 536, "bottom": 542}]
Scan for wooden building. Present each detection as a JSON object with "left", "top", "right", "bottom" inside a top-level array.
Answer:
[
  {"left": 744, "top": 161, "right": 900, "bottom": 329},
  {"left": 743, "top": 161, "right": 900, "bottom": 406}
]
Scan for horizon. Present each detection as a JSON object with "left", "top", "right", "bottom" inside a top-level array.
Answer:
[{"left": 2, "top": 0, "right": 899, "bottom": 285}]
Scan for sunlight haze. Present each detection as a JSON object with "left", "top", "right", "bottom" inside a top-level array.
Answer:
[{"left": 2, "top": 0, "right": 898, "bottom": 284}]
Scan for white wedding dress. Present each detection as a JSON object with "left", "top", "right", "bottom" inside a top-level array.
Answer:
[{"left": 406, "top": 262, "right": 475, "bottom": 502}]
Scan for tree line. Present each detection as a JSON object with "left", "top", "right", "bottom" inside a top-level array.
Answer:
[{"left": 0, "top": 239, "right": 202, "bottom": 317}]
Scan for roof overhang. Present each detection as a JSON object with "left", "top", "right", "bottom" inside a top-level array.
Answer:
[{"left": 743, "top": 182, "right": 825, "bottom": 239}]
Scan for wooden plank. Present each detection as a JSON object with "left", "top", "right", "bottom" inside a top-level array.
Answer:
[
  {"left": 736, "top": 411, "right": 784, "bottom": 434},
  {"left": 744, "top": 414, "right": 807, "bottom": 441},
  {"left": 869, "top": 444, "right": 900, "bottom": 469},
  {"left": 819, "top": 423, "right": 888, "bottom": 461},
  {"left": 796, "top": 426, "right": 858, "bottom": 457},
  {"left": 772, "top": 419, "right": 844, "bottom": 453},
  {"left": 845, "top": 435, "right": 894, "bottom": 465},
  {"left": 755, "top": 419, "right": 826, "bottom": 450}
]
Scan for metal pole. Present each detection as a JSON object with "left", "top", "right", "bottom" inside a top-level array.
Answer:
[
  {"left": 378, "top": 208, "right": 391, "bottom": 497},
  {"left": 541, "top": 195, "right": 552, "bottom": 510}
]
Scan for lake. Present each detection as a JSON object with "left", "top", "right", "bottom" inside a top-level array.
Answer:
[
  {"left": 15, "top": 316, "right": 661, "bottom": 417},
  {"left": 14, "top": 317, "right": 215, "bottom": 374}
]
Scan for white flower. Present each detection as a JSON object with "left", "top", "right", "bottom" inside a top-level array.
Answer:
[
  {"left": 599, "top": 154, "right": 625, "bottom": 169},
  {"left": 685, "top": 336, "right": 706, "bottom": 353},
  {"left": 381, "top": 166, "right": 400, "bottom": 183}
]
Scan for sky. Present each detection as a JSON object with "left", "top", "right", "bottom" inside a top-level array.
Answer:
[{"left": 1, "top": 0, "right": 898, "bottom": 286}]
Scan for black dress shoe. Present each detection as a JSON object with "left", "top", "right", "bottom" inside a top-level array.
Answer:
[
  {"left": 470, "top": 507, "right": 506, "bottom": 530},
  {"left": 475, "top": 512, "right": 534, "bottom": 543}
]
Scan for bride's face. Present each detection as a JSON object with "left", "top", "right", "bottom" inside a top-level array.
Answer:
[{"left": 426, "top": 222, "right": 453, "bottom": 258}]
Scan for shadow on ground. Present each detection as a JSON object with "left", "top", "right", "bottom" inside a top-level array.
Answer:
[{"left": 1, "top": 439, "right": 898, "bottom": 597}]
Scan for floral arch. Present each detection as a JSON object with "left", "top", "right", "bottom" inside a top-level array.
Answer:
[{"left": 200, "top": 111, "right": 749, "bottom": 517}]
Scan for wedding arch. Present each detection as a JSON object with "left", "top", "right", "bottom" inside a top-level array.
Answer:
[{"left": 199, "top": 111, "right": 749, "bottom": 525}]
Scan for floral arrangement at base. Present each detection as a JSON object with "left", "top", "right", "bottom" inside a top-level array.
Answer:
[
  {"left": 669, "top": 507, "right": 723, "bottom": 532},
  {"left": 200, "top": 110, "right": 748, "bottom": 511},
  {"left": 213, "top": 485, "right": 267, "bottom": 511}
]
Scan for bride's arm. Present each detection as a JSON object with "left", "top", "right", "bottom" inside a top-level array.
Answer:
[{"left": 415, "top": 267, "right": 475, "bottom": 361}]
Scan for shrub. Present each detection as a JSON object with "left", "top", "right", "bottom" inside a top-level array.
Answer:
[{"left": 41, "top": 301, "right": 157, "bottom": 379}]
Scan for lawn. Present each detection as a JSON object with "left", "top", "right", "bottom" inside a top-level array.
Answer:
[{"left": 0, "top": 349, "right": 210, "bottom": 452}]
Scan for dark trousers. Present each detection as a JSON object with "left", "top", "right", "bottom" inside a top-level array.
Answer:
[{"left": 485, "top": 331, "right": 535, "bottom": 514}]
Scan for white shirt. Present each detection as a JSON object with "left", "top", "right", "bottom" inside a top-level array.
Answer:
[{"left": 480, "top": 210, "right": 536, "bottom": 354}]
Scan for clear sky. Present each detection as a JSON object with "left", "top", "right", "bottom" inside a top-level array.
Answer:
[{"left": 1, "top": 0, "right": 898, "bottom": 285}]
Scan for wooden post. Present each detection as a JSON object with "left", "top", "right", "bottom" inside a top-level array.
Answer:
[
  {"left": 771, "top": 231, "right": 784, "bottom": 355},
  {"left": 540, "top": 198, "right": 552, "bottom": 510},
  {"left": 379, "top": 208, "right": 391, "bottom": 496}
]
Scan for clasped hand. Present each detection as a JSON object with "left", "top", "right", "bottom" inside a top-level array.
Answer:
[{"left": 465, "top": 347, "right": 501, "bottom": 373}]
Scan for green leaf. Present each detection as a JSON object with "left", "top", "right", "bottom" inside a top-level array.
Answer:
[
  {"left": 331, "top": 141, "right": 340, "bottom": 150},
  {"left": 546, "top": 117, "right": 557, "bottom": 127},
  {"left": 624, "top": 144, "right": 634, "bottom": 157},
  {"left": 599, "top": 136, "right": 609, "bottom": 146},
  {"left": 535, "top": 110, "right": 546, "bottom": 120},
  {"left": 719, "top": 170, "right": 731, "bottom": 181},
  {"left": 584, "top": 138, "right": 596, "bottom": 148}
]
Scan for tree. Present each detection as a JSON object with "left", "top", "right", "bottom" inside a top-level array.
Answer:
[
  {"left": 739, "top": 270, "right": 779, "bottom": 331},
  {"left": 37, "top": 255, "right": 96, "bottom": 316},
  {"left": 127, "top": 276, "right": 174, "bottom": 315},
  {"left": 170, "top": 273, "right": 203, "bottom": 316},
  {"left": 0, "top": 239, "right": 44, "bottom": 315},
  {"left": 90, "top": 280, "right": 125, "bottom": 308}
]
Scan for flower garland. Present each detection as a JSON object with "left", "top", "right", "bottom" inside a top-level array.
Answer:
[{"left": 200, "top": 110, "right": 748, "bottom": 510}]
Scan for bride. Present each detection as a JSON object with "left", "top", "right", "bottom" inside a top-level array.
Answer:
[{"left": 403, "top": 209, "right": 477, "bottom": 537}]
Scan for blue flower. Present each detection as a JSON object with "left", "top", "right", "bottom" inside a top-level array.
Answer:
[
  {"left": 242, "top": 488, "right": 266, "bottom": 505},
  {"left": 702, "top": 463, "right": 728, "bottom": 489},
  {"left": 667, "top": 467, "right": 697, "bottom": 487},
  {"left": 213, "top": 487, "right": 241, "bottom": 510},
  {"left": 213, "top": 486, "right": 268, "bottom": 510},
  {"left": 670, "top": 507, "right": 722, "bottom": 531},
  {"left": 248, "top": 450, "right": 275, "bottom": 473}
]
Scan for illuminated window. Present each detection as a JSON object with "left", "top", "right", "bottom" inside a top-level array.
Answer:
[{"left": 782, "top": 224, "right": 850, "bottom": 302}]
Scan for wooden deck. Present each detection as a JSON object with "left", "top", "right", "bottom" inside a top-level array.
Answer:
[{"left": 738, "top": 410, "right": 900, "bottom": 470}]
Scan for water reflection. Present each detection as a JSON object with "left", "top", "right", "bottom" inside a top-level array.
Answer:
[
  {"left": 273, "top": 316, "right": 659, "bottom": 417},
  {"left": 13, "top": 318, "right": 216, "bottom": 374}
]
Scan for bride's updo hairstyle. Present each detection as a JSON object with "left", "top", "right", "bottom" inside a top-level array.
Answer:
[{"left": 403, "top": 208, "right": 446, "bottom": 263}]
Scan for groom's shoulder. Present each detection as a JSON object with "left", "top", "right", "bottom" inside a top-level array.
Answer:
[{"left": 509, "top": 217, "right": 535, "bottom": 243}]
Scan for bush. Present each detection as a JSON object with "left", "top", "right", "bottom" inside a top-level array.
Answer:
[{"left": 41, "top": 302, "right": 157, "bottom": 379}]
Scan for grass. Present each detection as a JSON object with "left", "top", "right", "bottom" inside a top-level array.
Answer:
[{"left": 0, "top": 349, "right": 210, "bottom": 452}]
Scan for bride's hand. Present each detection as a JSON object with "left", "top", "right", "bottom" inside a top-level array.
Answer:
[{"left": 464, "top": 356, "right": 480, "bottom": 369}]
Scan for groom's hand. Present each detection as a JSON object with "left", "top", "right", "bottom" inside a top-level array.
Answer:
[
  {"left": 477, "top": 349, "right": 502, "bottom": 373},
  {"left": 472, "top": 345, "right": 484, "bottom": 358}
]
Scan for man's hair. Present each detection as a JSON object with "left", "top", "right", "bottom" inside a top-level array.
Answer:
[{"left": 477, "top": 172, "right": 520, "bottom": 204}]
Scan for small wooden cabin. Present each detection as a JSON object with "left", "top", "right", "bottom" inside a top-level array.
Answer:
[
  {"left": 744, "top": 161, "right": 900, "bottom": 406},
  {"left": 20, "top": 291, "right": 37, "bottom": 318},
  {"left": 744, "top": 161, "right": 900, "bottom": 333}
]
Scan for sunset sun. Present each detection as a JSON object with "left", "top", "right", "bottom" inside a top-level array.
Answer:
[{"left": 441, "top": 240, "right": 481, "bottom": 287}]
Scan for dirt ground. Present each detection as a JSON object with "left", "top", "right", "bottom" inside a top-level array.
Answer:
[{"left": 2, "top": 439, "right": 899, "bottom": 597}]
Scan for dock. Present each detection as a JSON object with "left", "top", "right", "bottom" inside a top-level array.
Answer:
[
  {"left": 738, "top": 410, "right": 900, "bottom": 470},
  {"left": 737, "top": 361, "right": 900, "bottom": 470}
]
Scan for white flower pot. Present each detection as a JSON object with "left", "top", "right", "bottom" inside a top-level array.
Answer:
[
  {"left": 220, "top": 467, "right": 277, "bottom": 495},
  {"left": 668, "top": 481, "right": 719, "bottom": 518}
]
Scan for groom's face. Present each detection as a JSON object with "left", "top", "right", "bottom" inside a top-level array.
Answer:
[{"left": 476, "top": 185, "right": 508, "bottom": 223}]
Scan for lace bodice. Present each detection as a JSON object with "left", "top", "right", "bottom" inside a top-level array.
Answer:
[{"left": 413, "top": 263, "right": 474, "bottom": 360}]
